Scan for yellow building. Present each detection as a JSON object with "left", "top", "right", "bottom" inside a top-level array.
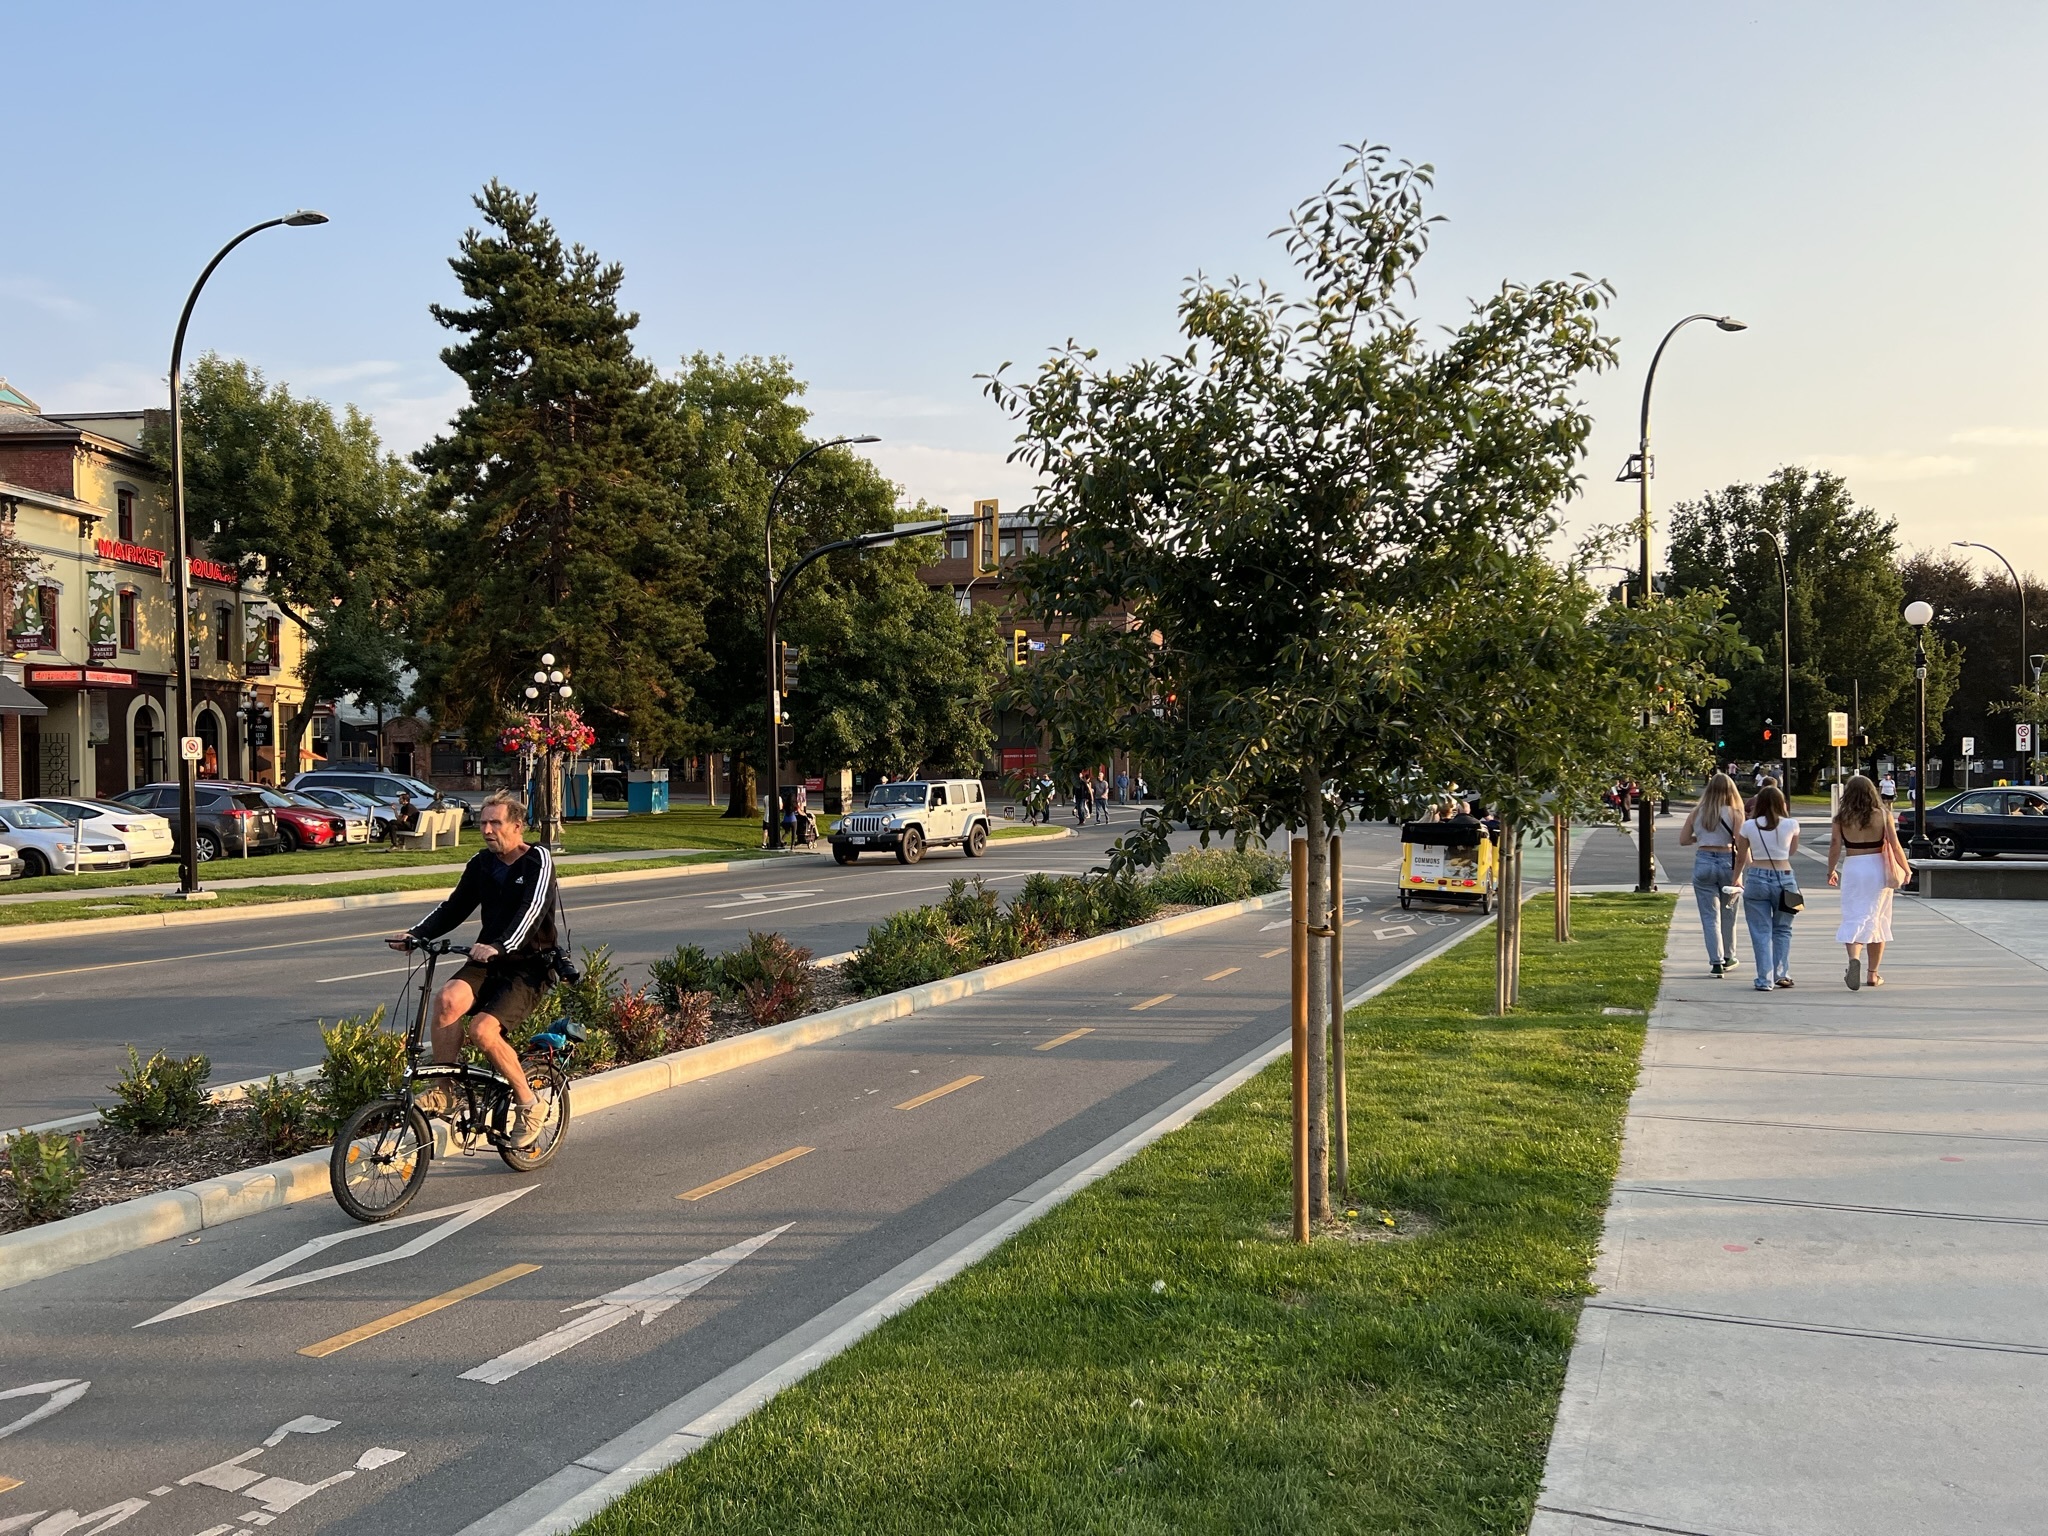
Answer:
[{"left": 0, "top": 380, "right": 311, "bottom": 799}]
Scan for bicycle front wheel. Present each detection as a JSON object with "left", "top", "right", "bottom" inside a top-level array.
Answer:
[{"left": 330, "top": 1099, "right": 432, "bottom": 1222}]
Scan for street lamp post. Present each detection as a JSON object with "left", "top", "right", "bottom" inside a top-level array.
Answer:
[
  {"left": 1954, "top": 540, "right": 2029, "bottom": 779},
  {"left": 1618, "top": 312, "right": 1746, "bottom": 893},
  {"left": 167, "top": 210, "right": 328, "bottom": 897},
  {"left": 523, "top": 654, "right": 574, "bottom": 853},
  {"left": 2033, "top": 653, "right": 2045, "bottom": 784},
  {"left": 762, "top": 436, "right": 878, "bottom": 850},
  {"left": 1760, "top": 533, "right": 1792, "bottom": 785},
  {"left": 1905, "top": 601, "right": 1934, "bottom": 859}
]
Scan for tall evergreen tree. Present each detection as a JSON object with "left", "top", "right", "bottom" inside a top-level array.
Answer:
[{"left": 412, "top": 183, "right": 705, "bottom": 762}]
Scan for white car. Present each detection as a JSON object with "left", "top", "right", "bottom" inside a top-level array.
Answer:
[
  {"left": 0, "top": 841, "right": 19, "bottom": 881},
  {"left": 33, "top": 797, "right": 178, "bottom": 865},
  {"left": 831, "top": 778, "right": 993, "bottom": 864},
  {"left": 0, "top": 800, "right": 132, "bottom": 877}
]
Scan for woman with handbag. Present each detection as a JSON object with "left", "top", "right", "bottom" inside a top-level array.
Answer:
[
  {"left": 1827, "top": 773, "right": 1908, "bottom": 990},
  {"left": 1733, "top": 783, "right": 1802, "bottom": 991},
  {"left": 1679, "top": 772, "right": 1746, "bottom": 976}
]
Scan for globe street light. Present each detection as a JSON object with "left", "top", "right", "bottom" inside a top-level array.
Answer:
[
  {"left": 1905, "top": 600, "right": 1934, "bottom": 860},
  {"left": 168, "top": 210, "right": 329, "bottom": 897},
  {"left": 763, "top": 436, "right": 879, "bottom": 850},
  {"left": 1618, "top": 312, "right": 1746, "bottom": 893}
]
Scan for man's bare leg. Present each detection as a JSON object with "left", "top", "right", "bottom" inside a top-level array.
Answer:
[
  {"left": 430, "top": 976, "right": 477, "bottom": 1065},
  {"left": 468, "top": 1012, "right": 536, "bottom": 1107}
]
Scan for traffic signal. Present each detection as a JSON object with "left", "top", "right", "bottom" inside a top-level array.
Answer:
[
  {"left": 975, "top": 499, "right": 999, "bottom": 573},
  {"left": 779, "top": 642, "right": 800, "bottom": 691},
  {"left": 1762, "top": 716, "right": 1774, "bottom": 748},
  {"left": 1013, "top": 629, "right": 1029, "bottom": 666}
]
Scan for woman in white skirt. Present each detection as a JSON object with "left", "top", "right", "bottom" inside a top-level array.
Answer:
[{"left": 1826, "top": 773, "right": 1910, "bottom": 990}]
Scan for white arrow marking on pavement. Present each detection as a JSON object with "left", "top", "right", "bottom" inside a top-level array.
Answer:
[
  {"left": 1259, "top": 919, "right": 1289, "bottom": 932},
  {"left": 461, "top": 1224, "right": 792, "bottom": 1385},
  {"left": 705, "top": 890, "right": 821, "bottom": 909},
  {"left": 0, "top": 1380, "right": 88, "bottom": 1441},
  {"left": 138, "top": 1188, "right": 534, "bottom": 1327}
]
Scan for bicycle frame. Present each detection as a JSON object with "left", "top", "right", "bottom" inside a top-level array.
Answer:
[{"left": 399, "top": 939, "right": 525, "bottom": 1149}]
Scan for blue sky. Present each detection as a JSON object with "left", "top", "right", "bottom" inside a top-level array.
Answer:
[{"left": 6, "top": 2, "right": 2046, "bottom": 577}]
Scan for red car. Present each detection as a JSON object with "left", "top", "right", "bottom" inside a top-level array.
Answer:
[{"left": 225, "top": 783, "right": 350, "bottom": 853}]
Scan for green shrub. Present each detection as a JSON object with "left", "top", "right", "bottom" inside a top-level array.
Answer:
[
  {"left": 313, "top": 1007, "right": 406, "bottom": 1130},
  {"left": 668, "top": 990, "right": 714, "bottom": 1051},
  {"left": 244, "top": 1075, "right": 321, "bottom": 1157},
  {"left": 1090, "top": 873, "right": 1162, "bottom": 929},
  {"left": 99, "top": 1046, "right": 217, "bottom": 1136},
  {"left": 5, "top": 1130, "right": 85, "bottom": 1223},
  {"left": 719, "top": 931, "right": 815, "bottom": 1006},
  {"left": 610, "top": 985, "right": 672, "bottom": 1062},
  {"left": 649, "top": 942, "right": 723, "bottom": 1006},
  {"left": 848, "top": 905, "right": 967, "bottom": 996},
  {"left": 1147, "top": 846, "right": 1286, "bottom": 905}
]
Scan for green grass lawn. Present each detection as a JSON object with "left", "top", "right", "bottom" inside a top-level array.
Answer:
[
  {"left": 991, "top": 824, "right": 1068, "bottom": 840},
  {"left": 0, "top": 852, "right": 755, "bottom": 928},
  {"left": 577, "top": 891, "right": 1672, "bottom": 1536}
]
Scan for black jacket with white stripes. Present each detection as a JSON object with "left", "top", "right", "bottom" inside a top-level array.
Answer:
[{"left": 408, "top": 844, "right": 558, "bottom": 959}]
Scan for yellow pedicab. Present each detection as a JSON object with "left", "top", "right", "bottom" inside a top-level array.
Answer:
[{"left": 1397, "top": 820, "right": 1496, "bottom": 913}]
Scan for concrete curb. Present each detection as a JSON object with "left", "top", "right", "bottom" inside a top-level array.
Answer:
[
  {"left": 0, "top": 889, "right": 1284, "bottom": 1293},
  {"left": 0, "top": 858, "right": 746, "bottom": 946},
  {"left": 458, "top": 905, "right": 1489, "bottom": 1536}
]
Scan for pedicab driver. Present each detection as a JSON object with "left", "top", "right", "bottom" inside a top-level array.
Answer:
[{"left": 387, "top": 789, "right": 556, "bottom": 1147}]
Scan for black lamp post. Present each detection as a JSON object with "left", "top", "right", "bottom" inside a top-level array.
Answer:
[
  {"left": 2033, "top": 652, "right": 2045, "bottom": 784},
  {"left": 1619, "top": 311, "right": 1746, "bottom": 893},
  {"left": 168, "top": 210, "right": 328, "bottom": 897},
  {"left": 1905, "top": 601, "right": 1934, "bottom": 858},
  {"left": 1760, "top": 533, "right": 1792, "bottom": 782},
  {"left": 523, "top": 654, "right": 573, "bottom": 853},
  {"left": 762, "top": 436, "right": 878, "bottom": 850}
]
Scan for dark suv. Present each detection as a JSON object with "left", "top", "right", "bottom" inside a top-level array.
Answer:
[
  {"left": 110, "top": 783, "right": 284, "bottom": 861},
  {"left": 288, "top": 770, "right": 478, "bottom": 827}
]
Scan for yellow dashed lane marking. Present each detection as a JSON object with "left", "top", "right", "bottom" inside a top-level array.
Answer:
[
  {"left": 299, "top": 1263, "right": 541, "bottom": 1358},
  {"left": 1260, "top": 947, "right": 1288, "bottom": 958},
  {"left": 677, "top": 1145, "right": 814, "bottom": 1202},
  {"left": 0, "top": 1475, "right": 22, "bottom": 1494},
  {"left": 1036, "top": 1027, "right": 1095, "bottom": 1051},
  {"left": 1131, "top": 993, "right": 1175, "bottom": 1011},
  {"left": 896, "top": 1075, "right": 984, "bottom": 1110},
  {"left": 1203, "top": 967, "right": 1240, "bottom": 981}
]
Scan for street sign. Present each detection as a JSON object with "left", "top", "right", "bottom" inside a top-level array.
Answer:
[
  {"left": 2019, "top": 724, "right": 2035, "bottom": 753},
  {"left": 1962, "top": 736, "right": 1976, "bottom": 757},
  {"left": 1708, "top": 707, "right": 1723, "bottom": 727},
  {"left": 179, "top": 736, "right": 203, "bottom": 762},
  {"left": 1828, "top": 711, "right": 1849, "bottom": 747},
  {"left": 1780, "top": 732, "right": 1798, "bottom": 760}
]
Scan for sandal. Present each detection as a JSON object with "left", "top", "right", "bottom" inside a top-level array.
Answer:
[
  {"left": 1845, "top": 957, "right": 1862, "bottom": 991},
  {"left": 1866, "top": 974, "right": 1885, "bottom": 987}
]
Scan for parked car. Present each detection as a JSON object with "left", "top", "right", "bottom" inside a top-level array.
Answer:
[
  {"left": 296, "top": 785, "right": 395, "bottom": 838},
  {"left": 831, "top": 778, "right": 992, "bottom": 864},
  {"left": 107, "top": 783, "right": 284, "bottom": 861},
  {"left": 287, "top": 770, "right": 478, "bottom": 827},
  {"left": 30, "top": 797, "right": 177, "bottom": 865},
  {"left": 221, "top": 784, "right": 349, "bottom": 853},
  {"left": 1900, "top": 786, "right": 2048, "bottom": 860},
  {"left": 270, "top": 788, "right": 373, "bottom": 847},
  {"left": 0, "top": 841, "right": 22, "bottom": 881},
  {"left": 0, "top": 800, "right": 133, "bottom": 876}
]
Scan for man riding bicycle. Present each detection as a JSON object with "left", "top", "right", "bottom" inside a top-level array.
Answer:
[{"left": 388, "top": 789, "right": 557, "bottom": 1147}]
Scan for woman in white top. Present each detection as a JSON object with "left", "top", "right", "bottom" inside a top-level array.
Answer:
[
  {"left": 1732, "top": 783, "right": 1800, "bottom": 991},
  {"left": 1827, "top": 773, "right": 1907, "bottom": 990},
  {"left": 1679, "top": 772, "right": 1745, "bottom": 976}
]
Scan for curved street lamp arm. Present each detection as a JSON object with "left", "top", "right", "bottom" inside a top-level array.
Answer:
[
  {"left": 1640, "top": 313, "right": 1738, "bottom": 444},
  {"left": 771, "top": 517, "right": 963, "bottom": 617},
  {"left": 1956, "top": 540, "right": 2027, "bottom": 685}
]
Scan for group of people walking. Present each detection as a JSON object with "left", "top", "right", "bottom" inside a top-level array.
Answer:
[{"left": 1682, "top": 771, "right": 1911, "bottom": 992}]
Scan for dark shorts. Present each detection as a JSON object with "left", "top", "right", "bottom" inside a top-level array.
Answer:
[{"left": 452, "top": 959, "right": 550, "bottom": 1032}]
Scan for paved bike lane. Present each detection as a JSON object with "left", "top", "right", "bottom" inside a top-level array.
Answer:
[{"left": 0, "top": 881, "right": 1478, "bottom": 1535}]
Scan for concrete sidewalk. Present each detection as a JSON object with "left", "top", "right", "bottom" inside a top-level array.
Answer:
[{"left": 1532, "top": 884, "right": 2048, "bottom": 1535}]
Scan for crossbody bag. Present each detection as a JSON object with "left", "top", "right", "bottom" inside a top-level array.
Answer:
[{"left": 1753, "top": 820, "right": 1804, "bottom": 912}]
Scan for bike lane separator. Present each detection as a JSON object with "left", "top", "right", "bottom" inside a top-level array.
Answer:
[
  {"left": 1130, "top": 993, "right": 1175, "bottom": 1011},
  {"left": 894, "top": 1076, "right": 983, "bottom": 1111},
  {"left": 677, "top": 1147, "right": 814, "bottom": 1202},
  {"left": 455, "top": 906, "right": 1492, "bottom": 1536},
  {"left": 1203, "top": 967, "right": 1241, "bottom": 981},
  {"left": 299, "top": 1263, "right": 542, "bottom": 1359},
  {"left": 1034, "top": 1028, "right": 1094, "bottom": 1052}
]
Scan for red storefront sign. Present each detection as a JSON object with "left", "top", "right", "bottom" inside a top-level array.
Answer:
[
  {"left": 190, "top": 556, "right": 239, "bottom": 585},
  {"left": 25, "top": 667, "right": 137, "bottom": 688},
  {"left": 95, "top": 538, "right": 169, "bottom": 574}
]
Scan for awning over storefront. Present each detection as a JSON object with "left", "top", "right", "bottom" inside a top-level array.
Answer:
[{"left": 0, "top": 675, "right": 47, "bottom": 714}]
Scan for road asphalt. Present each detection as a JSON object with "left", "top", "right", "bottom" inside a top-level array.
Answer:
[
  {"left": 0, "top": 856, "right": 1481, "bottom": 1536},
  {"left": 1533, "top": 870, "right": 2048, "bottom": 1535}
]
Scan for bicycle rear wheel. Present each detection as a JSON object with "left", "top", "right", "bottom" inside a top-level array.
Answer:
[
  {"left": 330, "top": 1099, "right": 432, "bottom": 1222},
  {"left": 499, "top": 1061, "right": 570, "bottom": 1172}
]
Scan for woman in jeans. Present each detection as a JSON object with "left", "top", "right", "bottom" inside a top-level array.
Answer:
[
  {"left": 1680, "top": 772, "right": 1745, "bottom": 976},
  {"left": 1734, "top": 783, "right": 1801, "bottom": 991}
]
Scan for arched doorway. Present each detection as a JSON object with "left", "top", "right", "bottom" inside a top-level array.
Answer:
[
  {"left": 129, "top": 696, "right": 166, "bottom": 789},
  {"left": 196, "top": 704, "right": 224, "bottom": 779}
]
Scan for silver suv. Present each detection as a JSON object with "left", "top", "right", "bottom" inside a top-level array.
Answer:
[{"left": 832, "top": 779, "right": 992, "bottom": 865}]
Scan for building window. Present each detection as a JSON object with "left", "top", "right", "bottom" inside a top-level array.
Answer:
[
  {"left": 946, "top": 529, "right": 969, "bottom": 562},
  {"left": 1019, "top": 527, "right": 1039, "bottom": 555},
  {"left": 215, "top": 604, "right": 233, "bottom": 663},
  {"left": 118, "top": 590, "right": 138, "bottom": 651},
  {"left": 266, "top": 615, "right": 281, "bottom": 665},
  {"left": 116, "top": 487, "right": 136, "bottom": 542},
  {"left": 954, "top": 586, "right": 973, "bottom": 616},
  {"left": 36, "top": 585, "right": 60, "bottom": 650},
  {"left": 999, "top": 531, "right": 1019, "bottom": 559}
]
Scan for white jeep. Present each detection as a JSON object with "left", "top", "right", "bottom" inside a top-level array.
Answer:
[{"left": 831, "top": 779, "right": 992, "bottom": 865}]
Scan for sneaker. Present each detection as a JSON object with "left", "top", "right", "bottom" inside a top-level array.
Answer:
[
  {"left": 1753, "top": 979, "right": 1774, "bottom": 992},
  {"left": 1845, "top": 957, "right": 1862, "bottom": 991},
  {"left": 1710, "top": 962, "right": 1725, "bottom": 977},
  {"left": 508, "top": 1099, "right": 548, "bottom": 1149}
]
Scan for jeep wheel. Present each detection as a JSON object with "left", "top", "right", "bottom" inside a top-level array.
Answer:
[
  {"left": 896, "top": 828, "right": 925, "bottom": 865},
  {"left": 963, "top": 822, "right": 988, "bottom": 858},
  {"left": 833, "top": 845, "right": 857, "bottom": 865}
]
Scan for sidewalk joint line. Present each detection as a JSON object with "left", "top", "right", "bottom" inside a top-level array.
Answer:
[
  {"left": 1532, "top": 1503, "right": 1753, "bottom": 1536},
  {"left": 1618, "top": 1183, "right": 2048, "bottom": 1227},
  {"left": 677, "top": 1146, "right": 815, "bottom": 1202},
  {"left": 1633, "top": 1111, "right": 2048, "bottom": 1145},
  {"left": 298, "top": 1262, "right": 541, "bottom": 1358},
  {"left": 895, "top": 1075, "right": 983, "bottom": 1110},
  {"left": 1587, "top": 1298, "right": 2048, "bottom": 1356}
]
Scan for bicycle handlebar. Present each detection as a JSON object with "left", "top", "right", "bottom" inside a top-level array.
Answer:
[{"left": 397, "top": 936, "right": 471, "bottom": 956}]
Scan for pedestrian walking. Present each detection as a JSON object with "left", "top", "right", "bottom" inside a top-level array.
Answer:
[
  {"left": 1093, "top": 769, "right": 1110, "bottom": 824},
  {"left": 1878, "top": 771, "right": 1897, "bottom": 806},
  {"left": 1116, "top": 769, "right": 1130, "bottom": 805},
  {"left": 1680, "top": 771, "right": 1745, "bottom": 977},
  {"left": 1734, "top": 783, "right": 1802, "bottom": 992},
  {"left": 1074, "top": 772, "right": 1093, "bottom": 827},
  {"left": 1827, "top": 774, "right": 1910, "bottom": 990}
]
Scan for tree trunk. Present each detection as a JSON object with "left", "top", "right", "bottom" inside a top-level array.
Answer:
[
  {"left": 1554, "top": 810, "right": 1572, "bottom": 942},
  {"left": 722, "top": 760, "right": 758, "bottom": 820},
  {"left": 1290, "top": 836, "right": 1310, "bottom": 1244},
  {"left": 1303, "top": 768, "right": 1331, "bottom": 1222},
  {"left": 1506, "top": 825, "right": 1524, "bottom": 1008}
]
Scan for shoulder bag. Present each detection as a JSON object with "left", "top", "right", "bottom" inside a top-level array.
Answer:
[{"left": 1760, "top": 821, "right": 1804, "bottom": 912}]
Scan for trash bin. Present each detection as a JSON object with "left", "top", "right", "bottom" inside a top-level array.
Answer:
[
  {"left": 627, "top": 767, "right": 670, "bottom": 814},
  {"left": 562, "top": 766, "right": 591, "bottom": 820}
]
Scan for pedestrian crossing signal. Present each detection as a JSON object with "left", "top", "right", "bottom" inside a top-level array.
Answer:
[{"left": 1013, "top": 629, "right": 1029, "bottom": 666}]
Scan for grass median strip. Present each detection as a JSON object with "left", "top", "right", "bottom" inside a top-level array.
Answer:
[
  {"left": 299, "top": 1263, "right": 541, "bottom": 1358},
  {"left": 678, "top": 1147, "right": 815, "bottom": 1202},
  {"left": 571, "top": 892, "right": 1670, "bottom": 1536}
]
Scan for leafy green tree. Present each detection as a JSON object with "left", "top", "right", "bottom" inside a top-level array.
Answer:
[
  {"left": 1901, "top": 550, "right": 2042, "bottom": 784},
  {"left": 146, "top": 352, "right": 423, "bottom": 764},
  {"left": 991, "top": 141, "right": 1618, "bottom": 1219},
  {"left": 412, "top": 183, "right": 705, "bottom": 763},
  {"left": 671, "top": 353, "right": 996, "bottom": 816},
  {"left": 1665, "top": 467, "right": 1957, "bottom": 787}
]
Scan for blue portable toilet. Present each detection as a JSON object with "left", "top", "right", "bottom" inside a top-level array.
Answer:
[{"left": 627, "top": 767, "right": 670, "bottom": 814}]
